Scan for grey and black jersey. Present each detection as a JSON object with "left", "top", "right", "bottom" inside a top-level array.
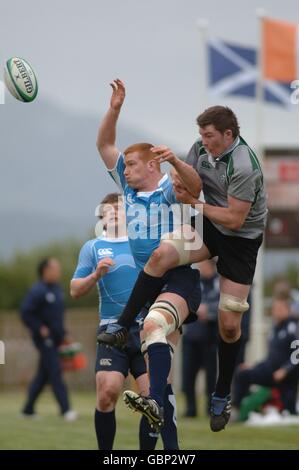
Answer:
[{"left": 186, "top": 136, "right": 267, "bottom": 239}]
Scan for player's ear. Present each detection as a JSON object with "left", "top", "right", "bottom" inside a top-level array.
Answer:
[
  {"left": 224, "top": 129, "right": 233, "bottom": 139},
  {"left": 147, "top": 160, "right": 155, "bottom": 171}
]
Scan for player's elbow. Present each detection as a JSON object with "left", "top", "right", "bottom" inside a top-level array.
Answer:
[
  {"left": 70, "top": 282, "right": 80, "bottom": 299},
  {"left": 96, "top": 137, "right": 104, "bottom": 154}
]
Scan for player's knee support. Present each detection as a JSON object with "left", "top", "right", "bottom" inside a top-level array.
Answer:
[
  {"left": 161, "top": 230, "right": 190, "bottom": 265},
  {"left": 141, "top": 337, "right": 176, "bottom": 360},
  {"left": 219, "top": 292, "right": 249, "bottom": 313},
  {"left": 144, "top": 300, "right": 179, "bottom": 347}
]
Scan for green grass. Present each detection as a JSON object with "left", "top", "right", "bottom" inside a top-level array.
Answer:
[{"left": 0, "top": 391, "right": 298, "bottom": 450}]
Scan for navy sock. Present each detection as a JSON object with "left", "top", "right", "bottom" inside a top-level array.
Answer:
[
  {"left": 215, "top": 335, "right": 243, "bottom": 398},
  {"left": 161, "top": 384, "right": 179, "bottom": 450},
  {"left": 148, "top": 343, "right": 171, "bottom": 406},
  {"left": 118, "top": 271, "right": 165, "bottom": 329},
  {"left": 94, "top": 408, "right": 116, "bottom": 450},
  {"left": 139, "top": 415, "right": 158, "bottom": 450}
]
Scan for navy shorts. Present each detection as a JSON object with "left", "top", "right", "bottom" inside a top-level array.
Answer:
[
  {"left": 160, "top": 265, "right": 201, "bottom": 323},
  {"left": 95, "top": 322, "right": 146, "bottom": 379}
]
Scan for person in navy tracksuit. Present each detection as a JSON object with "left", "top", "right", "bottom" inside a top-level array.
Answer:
[
  {"left": 234, "top": 296, "right": 299, "bottom": 414},
  {"left": 21, "top": 258, "right": 75, "bottom": 419}
]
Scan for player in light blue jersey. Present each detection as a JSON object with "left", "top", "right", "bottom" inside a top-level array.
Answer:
[
  {"left": 96, "top": 79, "right": 202, "bottom": 437},
  {"left": 71, "top": 193, "right": 155, "bottom": 450}
]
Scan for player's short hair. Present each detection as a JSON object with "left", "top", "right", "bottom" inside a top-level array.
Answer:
[
  {"left": 124, "top": 142, "right": 160, "bottom": 167},
  {"left": 37, "top": 258, "right": 51, "bottom": 278},
  {"left": 98, "top": 192, "right": 122, "bottom": 219},
  {"left": 196, "top": 106, "right": 240, "bottom": 138},
  {"left": 100, "top": 192, "right": 121, "bottom": 206}
]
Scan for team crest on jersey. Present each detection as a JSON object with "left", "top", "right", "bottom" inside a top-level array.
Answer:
[
  {"left": 219, "top": 174, "right": 226, "bottom": 184},
  {"left": 201, "top": 161, "right": 212, "bottom": 170}
]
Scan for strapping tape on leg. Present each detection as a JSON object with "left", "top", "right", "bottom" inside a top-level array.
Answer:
[
  {"left": 219, "top": 293, "right": 249, "bottom": 313},
  {"left": 161, "top": 230, "right": 190, "bottom": 265},
  {"left": 149, "top": 300, "right": 180, "bottom": 330},
  {"left": 141, "top": 338, "right": 175, "bottom": 359},
  {"left": 144, "top": 300, "right": 180, "bottom": 348}
]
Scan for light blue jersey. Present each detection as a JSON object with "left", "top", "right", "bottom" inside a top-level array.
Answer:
[
  {"left": 72, "top": 236, "right": 139, "bottom": 321},
  {"left": 109, "top": 153, "right": 179, "bottom": 269}
]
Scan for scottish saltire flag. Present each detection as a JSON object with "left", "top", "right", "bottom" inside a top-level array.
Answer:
[{"left": 208, "top": 37, "right": 291, "bottom": 106}]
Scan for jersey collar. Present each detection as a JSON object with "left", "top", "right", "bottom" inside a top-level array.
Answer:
[
  {"left": 137, "top": 173, "right": 168, "bottom": 198},
  {"left": 214, "top": 136, "right": 240, "bottom": 161}
]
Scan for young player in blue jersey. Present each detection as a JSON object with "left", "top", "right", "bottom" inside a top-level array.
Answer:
[
  {"left": 71, "top": 193, "right": 180, "bottom": 450},
  {"left": 96, "top": 80, "right": 202, "bottom": 435},
  {"left": 71, "top": 193, "right": 154, "bottom": 450}
]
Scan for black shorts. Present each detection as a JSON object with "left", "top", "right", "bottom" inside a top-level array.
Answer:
[
  {"left": 95, "top": 322, "right": 146, "bottom": 379},
  {"left": 201, "top": 216, "right": 263, "bottom": 285}
]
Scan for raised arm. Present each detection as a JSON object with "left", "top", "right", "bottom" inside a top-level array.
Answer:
[
  {"left": 96, "top": 79, "right": 126, "bottom": 170},
  {"left": 151, "top": 145, "right": 202, "bottom": 198}
]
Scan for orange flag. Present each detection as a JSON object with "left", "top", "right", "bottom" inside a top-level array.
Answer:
[{"left": 262, "top": 17, "right": 299, "bottom": 82}]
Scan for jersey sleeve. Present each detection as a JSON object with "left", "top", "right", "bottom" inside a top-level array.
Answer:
[
  {"left": 185, "top": 141, "right": 201, "bottom": 168},
  {"left": 228, "top": 147, "right": 263, "bottom": 203},
  {"left": 72, "top": 241, "right": 96, "bottom": 279},
  {"left": 108, "top": 152, "right": 127, "bottom": 191},
  {"left": 162, "top": 179, "right": 178, "bottom": 205}
]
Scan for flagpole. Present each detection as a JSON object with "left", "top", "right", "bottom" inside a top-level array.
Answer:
[
  {"left": 250, "top": 8, "right": 267, "bottom": 362},
  {"left": 196, "top": 18, "right": 209, "bottom": 110}
]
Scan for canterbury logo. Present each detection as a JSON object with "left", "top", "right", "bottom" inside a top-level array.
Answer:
[
  {"left": 97, "top": 248, "right": 113, "bottom": 257},
  {"left": 100, "top": 359, "right": 112, "bottom": 366}
]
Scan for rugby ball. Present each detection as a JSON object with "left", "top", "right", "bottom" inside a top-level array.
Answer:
[{"left": 4, "top": 57, "right": 38, "bottom": 102}]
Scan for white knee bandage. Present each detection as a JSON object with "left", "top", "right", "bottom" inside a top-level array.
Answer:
[
  {"left": 219, "top": 293, "right": 249, "bottom": 313},
  {"left": 144, "top": 301, "right": 178, "bottom": 348},
  {"left": 161, "top": 230, "right": 190, "bottom": 265}
]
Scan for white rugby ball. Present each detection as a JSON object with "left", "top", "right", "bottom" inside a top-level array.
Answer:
[{"left": 4, "top": 57, "right": 38, "bottom": 102}]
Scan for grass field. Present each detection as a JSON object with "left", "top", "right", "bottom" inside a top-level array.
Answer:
[{"left": 0, "top": 390, "right": 298, "bottom": 450}]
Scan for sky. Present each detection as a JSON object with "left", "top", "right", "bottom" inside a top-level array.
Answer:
[
  {"left": 0, "top": 0, "right": 299, "bottom": 270},
  {"left": 1, "top": 0, "right": 299, "bottom": 152}
]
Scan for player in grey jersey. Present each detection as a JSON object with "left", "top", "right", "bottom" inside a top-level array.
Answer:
[{"left": 101, "top": 105, "right": 267, "bottom": 434}]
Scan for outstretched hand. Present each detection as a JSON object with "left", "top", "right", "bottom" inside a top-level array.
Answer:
[
  {"left": 110, "top": 79, "right": 126, "bottom": 111},
  {"left": 151, "top": 145, "right": 178, "bottom": 165}
]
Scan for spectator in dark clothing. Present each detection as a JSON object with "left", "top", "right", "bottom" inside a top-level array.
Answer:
[
  {"left": 21, "top": 258, "right": 77, "bottom": 420},
  {"left": 182, "top": 260, "right": 219, "bottom": 417},
  {"left": 234, "top": 297, "right": 299, "bottom": 415}
]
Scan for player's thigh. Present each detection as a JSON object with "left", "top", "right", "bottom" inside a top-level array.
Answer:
[
  {"left": 148, "top": 224, "right": 210, "bottom": 269},
  {"left": 161, "top": 225, "right": 211, "bottom": 265},
  {"left": 96, "top": 370, "right": 125, "bottom": 401}
]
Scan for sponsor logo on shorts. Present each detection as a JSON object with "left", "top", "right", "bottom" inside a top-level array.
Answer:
[{"left": 100, "top": 358, "right": 112, "bottom": 366}]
